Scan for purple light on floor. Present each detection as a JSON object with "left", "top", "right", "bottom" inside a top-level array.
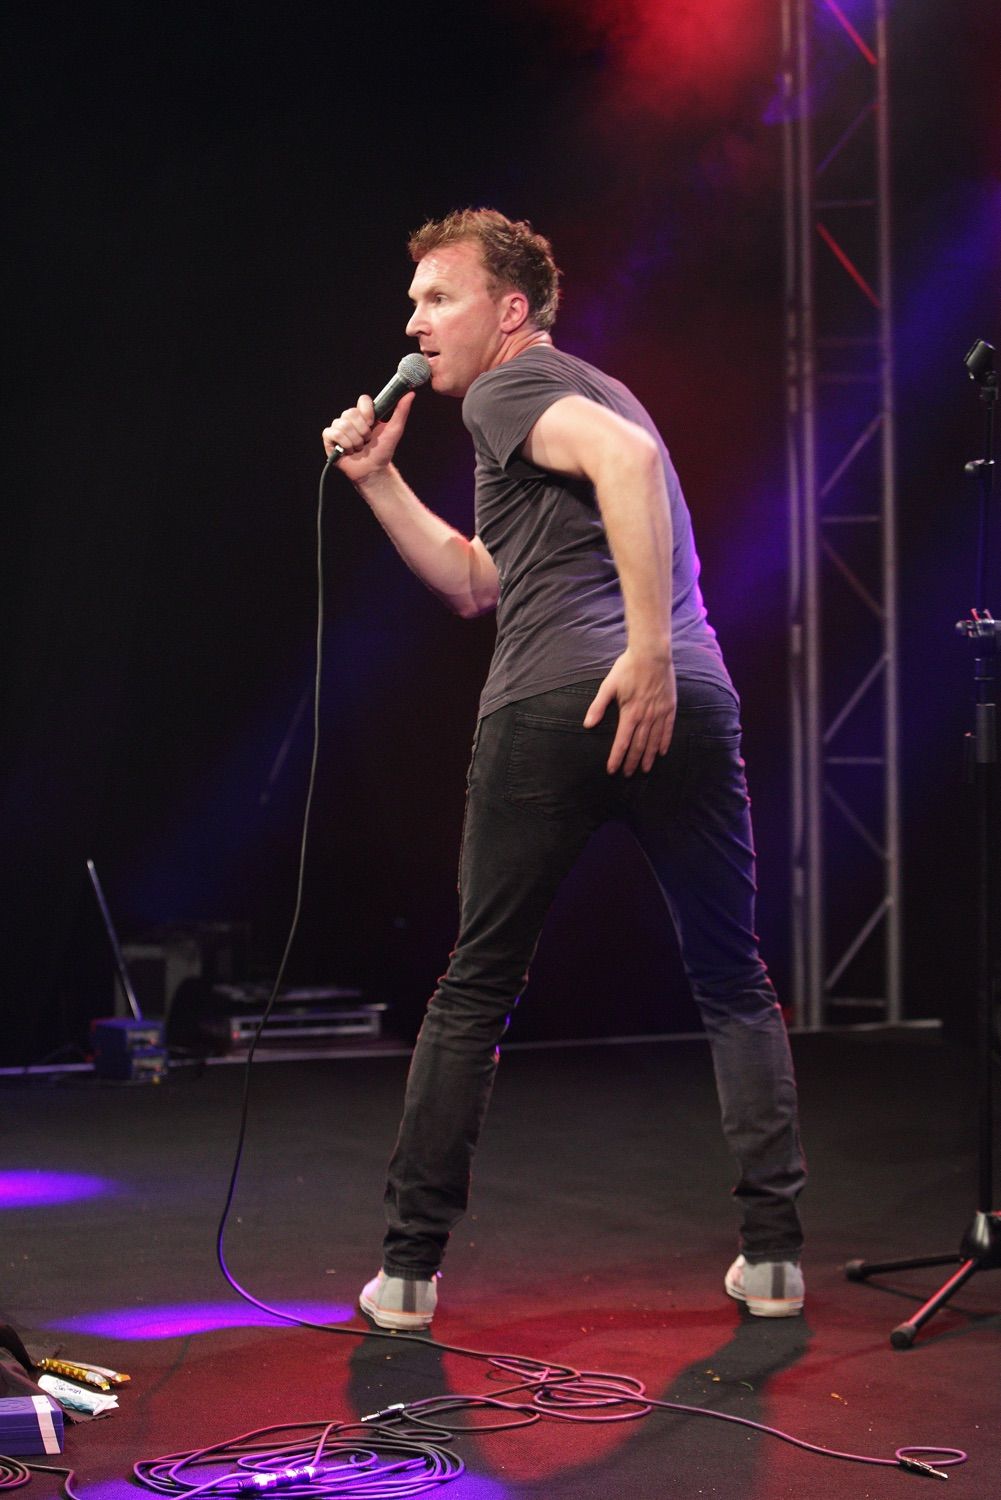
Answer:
[
  {"left": 0, "top": 1170, "right": 117, "bottom": 1208},
  {"left": 46, "top": 1300, "right": 355, "bottom": 1340},
  {"left": 450, "top": 1482, "right": 512, "bottom": 1499},
  {"left": 68, "top": 1482, "right": 137, "bottom": 1500}
]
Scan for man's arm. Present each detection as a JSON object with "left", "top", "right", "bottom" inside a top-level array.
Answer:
[
  {"left": 522, "top": 394, "right": 676, "bottom": 776},
  {"left": 322, "top": 392, "right": 499, "bottom": 619}
]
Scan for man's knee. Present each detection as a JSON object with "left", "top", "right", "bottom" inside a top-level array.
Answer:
[{"left": 422, "top": 979, "right": 519, "bottom": 1051}]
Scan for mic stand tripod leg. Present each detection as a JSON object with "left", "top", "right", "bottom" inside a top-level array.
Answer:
[
  {"left": 902, "top": 1209, "right": 1001, "bottom": 1348},
  {"left": 843, "top": 631, "right": 1000, "bottom": 1346},
  {"left": 844, "top": 346, "right": 1000, "bottom": 1348}
]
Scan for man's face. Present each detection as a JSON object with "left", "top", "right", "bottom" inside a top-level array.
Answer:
[{"left": 406, "top": 241, "right": 512, "bottom": 398}]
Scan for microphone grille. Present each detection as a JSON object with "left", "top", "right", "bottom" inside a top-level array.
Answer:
[{"left": 397, "top": 352, "right": 432, "bottom": 389}]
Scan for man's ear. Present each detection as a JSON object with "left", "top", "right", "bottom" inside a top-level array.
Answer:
[{"left": 499, "top": 290, "right": 531, "bottom": 332}]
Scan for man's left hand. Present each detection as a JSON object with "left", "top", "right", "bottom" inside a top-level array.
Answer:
[{"left": 584, "top": 649, "right": 677, "bottom": 776}]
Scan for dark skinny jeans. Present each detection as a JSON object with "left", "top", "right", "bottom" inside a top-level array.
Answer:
[{"left": 382, "top": 677, "right": 806, "bottom": 1276}]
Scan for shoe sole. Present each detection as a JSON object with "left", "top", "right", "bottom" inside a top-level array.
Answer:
[
  {"left": 358, "top": 1291, "right": 433, "bottom": 1331},
  {"left": 725, "top": 1271, "right": 803, "bottom": 1318}
]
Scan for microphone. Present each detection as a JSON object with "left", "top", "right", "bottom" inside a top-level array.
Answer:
[
  {"left": 373, "top": 352, "right": 432, "bottom": 419},
  {"left": 329, "top": 353, "right": 431, "bottom": 461}
]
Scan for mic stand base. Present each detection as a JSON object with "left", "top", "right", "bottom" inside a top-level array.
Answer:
[
  {"left": 845, "top": 610, "right": 999, "bottom": 1347},
  {"left": 845, "top": 1211, "right": 1001, "bottom": 1348}
]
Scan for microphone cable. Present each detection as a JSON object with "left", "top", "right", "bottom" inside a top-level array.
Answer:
[
  {"left": 203, "top": 458, "right": 968, "bottom": 1494},
  {"left": 213, "top": 457, "right": 332, "bottom": 1287},
  {"left": 0, "top": 1461, "right": 79, "bottom": 1500}
]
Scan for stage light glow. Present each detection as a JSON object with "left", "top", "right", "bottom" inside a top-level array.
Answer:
[
  {"left": 524, "top": 0, "right": 777, "bottom": 119},
  {"left": 44, "top": 1300, "right": 355, "bottom": 1340},
  {"left": 0, "top": 1170, "right": 117, "bottom": 1208}
]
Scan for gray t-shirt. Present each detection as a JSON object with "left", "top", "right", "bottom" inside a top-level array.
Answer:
[{"left": 462, "top": 345, "right": 733, "bottom": 719}]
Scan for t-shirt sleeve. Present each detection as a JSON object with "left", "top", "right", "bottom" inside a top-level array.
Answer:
[{"left": 462, "top": 360, "right": 575, "bottom": 469}]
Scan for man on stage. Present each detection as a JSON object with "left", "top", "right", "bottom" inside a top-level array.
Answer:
[{"left": 322, "top": 208, "right": 806, "bottom": 1329}]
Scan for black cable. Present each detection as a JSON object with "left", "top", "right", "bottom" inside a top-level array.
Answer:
[
  {"left": 0, "top": 1462, "right": 81, "bottom": 1500},
  {"left": 214, "top": 464, "right": 328, "bottom": 1279},
  {"left": 202, "top": 460, "right": 968, "bottom": 1490},
  {"left": 133, "top": 1421, "right": 464, "bottom": 1500},
  {"left": 0, "top": 1458, "right": 29, "bottom": 1491}
]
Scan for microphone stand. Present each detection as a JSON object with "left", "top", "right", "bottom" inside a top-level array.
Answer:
[{"left": 844, "top": 339, "right": 1001, "bottom": 1348}]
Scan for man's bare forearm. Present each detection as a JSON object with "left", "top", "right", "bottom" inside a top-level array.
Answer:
[
  {"left": 354, "top": 464, "right": 499, "bottom": 618},
  {"left": 591, "top": 433, "right": 674, "bottom": 660},
  {"left": 581, "top": 423, "right": 677, "bottom": 774}
]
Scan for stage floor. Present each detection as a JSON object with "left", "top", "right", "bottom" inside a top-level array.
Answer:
[{"left": 2, "top": 1028, "right": 997, "bottom": 1499}]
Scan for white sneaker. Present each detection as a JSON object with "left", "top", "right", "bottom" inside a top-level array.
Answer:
[
  {"left": 725, "top": 1255, "right": 804, "bottom": 1317},
  {"left": 359, "top": 1270, "right": 438, "bottom": 1330}
]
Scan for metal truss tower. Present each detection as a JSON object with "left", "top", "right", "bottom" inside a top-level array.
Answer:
[{"left": 782, "top": 0, "right": 901, "bottom": 1027}]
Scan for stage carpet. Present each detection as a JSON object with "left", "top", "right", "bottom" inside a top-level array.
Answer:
[{"left": 2, "top": 1028, "right": 997, "bottom": 1498}]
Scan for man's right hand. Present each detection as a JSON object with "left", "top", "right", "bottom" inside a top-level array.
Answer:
[
  {"left": 584, "top": 647, "right": 676, "bottom": 776},
  {"left": 322, "top": 390, "right": 416, "bottom": 483}
]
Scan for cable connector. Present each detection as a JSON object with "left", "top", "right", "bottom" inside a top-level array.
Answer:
[
  {"left": 898, "top": 1456, "right": 948, "bottom": 1480},
  {"left": 360, "top": 1402, "right": 406, "bottom": 1423},
  {"left": 233, "top": 1466, "right": 318, "bottom": 1491}
]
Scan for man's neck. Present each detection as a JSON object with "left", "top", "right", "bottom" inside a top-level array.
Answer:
[{"left": 494, "top": 329, "right": 553, "bottom": 368}]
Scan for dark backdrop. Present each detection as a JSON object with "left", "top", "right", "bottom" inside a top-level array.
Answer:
[{"left": 3, "top": 0, "right": 999, "bottom": 1064}]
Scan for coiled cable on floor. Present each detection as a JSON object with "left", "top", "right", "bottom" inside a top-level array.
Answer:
[
  {"left": 133, "top": 1420, "right": 463, "bottom": 1500},
  {"left": 379, "top": 1365, "right": 967, "bottom": 1476},
  {"left": 203, "top": 465, "right": 968, "bottom": 1494},
  {"left": 0, "top": 1462, "right": 79, "bottom": 1499},
  {"left": 0, "top": 1458, "right": 29, "bottom": 1491}
]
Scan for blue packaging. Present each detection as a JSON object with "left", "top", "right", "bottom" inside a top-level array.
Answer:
[{"left": 0, "top": 1395, "right": 64, "bottom": 1454}]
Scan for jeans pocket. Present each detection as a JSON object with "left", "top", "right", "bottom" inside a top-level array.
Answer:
[
  {"left": 682, "top": 728, "right": 750, "bottom": 825},
  {"left": 505, "top": 711, "right": 611, "bottom": 819}
]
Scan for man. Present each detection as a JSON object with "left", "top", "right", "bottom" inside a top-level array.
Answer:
[{"left": 323, "top": 209, "right": 806, "bottom": 1330}]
